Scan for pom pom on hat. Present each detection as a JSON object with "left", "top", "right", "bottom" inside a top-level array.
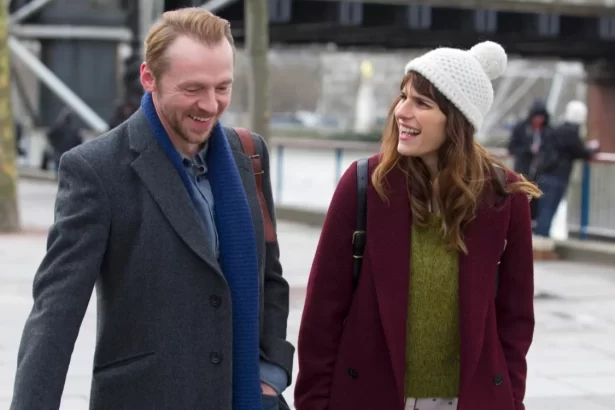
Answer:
[
  {"left": 403, "top": 40, "right": 508, "bottom": 130},
  {"left": 469, "top": 41, "right": 507, "bottom": 80}
]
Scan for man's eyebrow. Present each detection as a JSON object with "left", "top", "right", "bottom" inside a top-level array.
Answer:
[
  {"left": 177, "top": 79, "right": 233, "bottom": 88},
  {"left": 178, "top": 81, "right": 202, "bottom": 88}
]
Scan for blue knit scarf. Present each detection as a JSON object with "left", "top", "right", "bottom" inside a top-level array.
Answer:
[{"left": 141, "top": 93, "right": 262, "bottom": 409}]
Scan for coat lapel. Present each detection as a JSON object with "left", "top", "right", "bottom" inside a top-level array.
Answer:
[
  {"left": 458, "top": 200, "right": 506, "bottom": 392},
  {"left": 127, "top": 110, "right": 223, "bottom": 277},
  {"left": 367, "top": 165, "right": 411, "bottom": 401}
]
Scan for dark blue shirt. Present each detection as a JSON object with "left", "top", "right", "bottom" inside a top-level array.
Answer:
[{"left": 178, "top": 143, "right": 288, "bottom": 394}]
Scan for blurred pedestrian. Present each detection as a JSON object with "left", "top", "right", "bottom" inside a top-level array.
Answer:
[
  {"left": 108, "top": 93, "right": 141, "bottom": 129},
  {"left": 534, "top": 100, "right": 599, "bottom": 238},
  {"left": 507, "top": 99, "right": 552, "bottom": 222},
  {"left": 14, "top": 120, "right": 25, "bottom": 156},
  {"left": 45, "top": 108, "right": 83, "bottom": 172}
]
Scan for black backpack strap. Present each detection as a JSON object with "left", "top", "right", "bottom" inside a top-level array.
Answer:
[{"left": 352, "top": 158, "right": 369, "bottom": 290}]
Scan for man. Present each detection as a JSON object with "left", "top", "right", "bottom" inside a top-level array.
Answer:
[
  {"left": 508, "top": 99, "right": 552, "bottom": 221},
  {"left": 11, "top": 8, "right": 293, "bottom": 410},
  {"left": 534, "top": 100, "right": 599, "bottom": 238}
]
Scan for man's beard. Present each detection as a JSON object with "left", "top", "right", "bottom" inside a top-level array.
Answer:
[{"left": 162, "top": 106, "right": 212, "bottom": 145}]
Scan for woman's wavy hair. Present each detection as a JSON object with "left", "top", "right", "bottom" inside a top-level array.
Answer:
[{"left": 372, "top": 72, "right": 541, "bottom": 254}]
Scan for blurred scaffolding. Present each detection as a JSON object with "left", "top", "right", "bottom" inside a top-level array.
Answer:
[{"left": 7, "top": 0, "right": 589, "bottom": 148}]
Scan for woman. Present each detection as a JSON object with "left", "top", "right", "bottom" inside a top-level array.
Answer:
[{"left": 294, "top": 41, "right": 540, "bottom": 410}]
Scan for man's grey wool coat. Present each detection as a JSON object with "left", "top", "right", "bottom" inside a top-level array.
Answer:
[{"left": 10, "top": 109, "right": 295, "bottom": 410}]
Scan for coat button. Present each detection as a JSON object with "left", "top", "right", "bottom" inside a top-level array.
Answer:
[
  {"left": 493, "top": 373, "right": 503, "bottom": 386},
  {"left": 347, "top": 368, "right": 358, "bottom": 379},
  {"left": 210, "top": 352, "right": 222, "bottom": 364},
  {"left": 209, "top": 295, "right": 221, "bottom": 307}
]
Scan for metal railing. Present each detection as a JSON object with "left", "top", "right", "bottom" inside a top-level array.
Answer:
[
  {"left": 566, "top": 153, "right": 615, "bottom": 240},
  {"left": 269, "top": 137, "right": 381, "bottom": 201},
  {"left": 17, "top": 131, "right": 615, "bottom": 240},
  {"left": 269, "top": 137, "right": 615, "bottom": 241}
]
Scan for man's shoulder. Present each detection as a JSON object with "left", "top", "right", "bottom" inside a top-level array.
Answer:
[
  {"left": 222, "top": 126, "right": 243, "bottom": 151},
  {"left": 66, "top": 122, "right": 130, "bottom": 171},
  {"left": 223, "top": 126, "right": 267, "bottom": 153}
]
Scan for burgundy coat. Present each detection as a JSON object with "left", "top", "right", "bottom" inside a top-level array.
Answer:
[{"left": 294, "top": 155, "right": 535, "bottom": 410}]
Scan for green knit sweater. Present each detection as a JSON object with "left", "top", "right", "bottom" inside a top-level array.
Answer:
[{"left": 405, "top": 214, "right": 460, "bottom": 398}]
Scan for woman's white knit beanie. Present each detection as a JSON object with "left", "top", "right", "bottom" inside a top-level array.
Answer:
[{"left": 404, "top": 41, "right": 508, "bottom": 131}]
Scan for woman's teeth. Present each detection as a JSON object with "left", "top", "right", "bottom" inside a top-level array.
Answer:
[{"left": 400, "top": 126, "right": 420, "bottom": 135}]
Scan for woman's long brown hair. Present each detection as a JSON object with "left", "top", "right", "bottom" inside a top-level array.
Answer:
[{"left": 372, "top": 72, "right": 541, "bottom": 254}]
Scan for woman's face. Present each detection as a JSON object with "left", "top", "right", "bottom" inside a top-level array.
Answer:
[{"left": 394, "top": 81, "right": 447, "bottom": 170}]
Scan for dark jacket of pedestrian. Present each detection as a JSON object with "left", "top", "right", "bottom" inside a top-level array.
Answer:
[
  {"left": 508, "top": 99, "right": 551, "bottom": 178},
  {"left": 539, "top": 101, "right": 596, "bottom": 184},
  {"left": 46, "top": 110, "right": 83, "bottom": 158}
]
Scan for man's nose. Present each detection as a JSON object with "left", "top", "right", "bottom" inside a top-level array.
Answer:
[{"left": 196, "top": 91, "right": 217, "bottom": 114}]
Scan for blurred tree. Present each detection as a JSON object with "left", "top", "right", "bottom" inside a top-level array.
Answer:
[{"left": 0, "top": 2, "right": 20, "bottom": 232}]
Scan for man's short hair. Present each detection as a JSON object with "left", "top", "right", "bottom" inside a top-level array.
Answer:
[{"left": 144, "top": 7, "right": 234, "bottom": 79}]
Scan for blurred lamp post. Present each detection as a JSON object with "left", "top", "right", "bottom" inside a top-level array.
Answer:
[
  {"left": 354, "top": 59, "right": 376, "bottom": 134},
  {"left": 245, "top": 0, "right": 270, "bottom": 143}
]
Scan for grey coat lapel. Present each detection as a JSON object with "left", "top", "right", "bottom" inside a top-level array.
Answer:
[{"left": 127, "top": 109, "right": 223, "bottom": 277}]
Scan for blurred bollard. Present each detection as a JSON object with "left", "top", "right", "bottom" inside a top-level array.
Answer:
[
  {"left": 334, "top": 148, "right": 342, "bottom": 184},
  {"left": 579, "top": 162, "right": 591, "bottom": 240}
]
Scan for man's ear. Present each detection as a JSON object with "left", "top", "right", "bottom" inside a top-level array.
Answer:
[{"left": 140, "top": 63, "right": 156, "bottom": 93}]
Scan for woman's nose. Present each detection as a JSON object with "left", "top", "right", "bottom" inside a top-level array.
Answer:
[{"left": 396, "top": 101, "right": 414, "bottom": 120}]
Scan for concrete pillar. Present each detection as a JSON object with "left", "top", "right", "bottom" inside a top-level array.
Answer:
[{"left": 586, "top": 60, "right": 615, "bottom": 153}]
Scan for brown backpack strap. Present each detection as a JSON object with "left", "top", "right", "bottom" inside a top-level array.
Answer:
[{"left": 234, "top": 128, "right": 277, "bottom": 242}]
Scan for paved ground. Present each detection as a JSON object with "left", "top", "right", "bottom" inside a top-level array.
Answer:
[{"left": 1, "top": 179, "right": 614, "bottom": 409}]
